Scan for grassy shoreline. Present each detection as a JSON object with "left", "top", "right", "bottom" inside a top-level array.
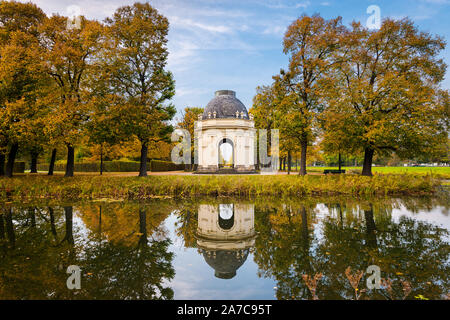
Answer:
[
  {"left": 305, "top": 166, "right": 450, "bottom": 178},
  {"left": 0, "top": 174, "right": 442, "bottom": 201}
]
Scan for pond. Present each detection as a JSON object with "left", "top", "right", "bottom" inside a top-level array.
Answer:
[{"left": 0, "top": 195, "right": 448, "bottom": 300}]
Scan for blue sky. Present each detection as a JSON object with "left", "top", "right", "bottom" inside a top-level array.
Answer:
[{"left": 23, "top": 0, "right": 450, "bottom": 118}]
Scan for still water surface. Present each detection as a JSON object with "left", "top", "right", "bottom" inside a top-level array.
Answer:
[{"left": 0, "top": 196, "right": 448, "bottom": 300}]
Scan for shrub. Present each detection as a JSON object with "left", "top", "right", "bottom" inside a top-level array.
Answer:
[
  {"left": 37, "top": 161, "right": 141, "bottom": 172},
  {"left": 150, "top": 160, "right": 184, "bottom": 172},
  {"left": 36, "top": 160, "right": 184, "bottom": 172},
  {"left": 13, "top": 161, "right": 25, "bottom": 173},
  {"left": 0, "top": 161, "right": 25, "bottom": 173}
]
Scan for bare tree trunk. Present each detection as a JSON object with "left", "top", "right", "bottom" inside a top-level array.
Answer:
[
  {"left": 0, "top": 213, "right": 4, "bottom": 240},
  {"left": 5, "top": 143, "right": 18, "bottom": 178},
  {"left": 48, "top": 207, "right": 57, "bottom": 241},
  {"left": 30, "top": 152, "right": 38, "bottom": 173},
  {"left": 139, "top": 141, "right": 148, "bottom": 177},
  {"left": 63, "top": 206, "right": 74, "bottom": 245},
  {"left": 301, "top": 206, "right": 309, "bottom": 250},
  {"left": 256, "top": 141, "right": 260, "bottom": 171},
  {"left": 338, "top": 152, "right": 341, "bottom": 172},
  {"left": 299, "top": 139, "right": 307, "bottom": 176},
  {"left": 364, "top": 204, "right": 377, "bottom": 249},
  {"left": 287, "top": 151, "right": 291, "bottom": 175},
  {"left": 48, "top": 148, "right": 56, "bottom": 175},
  {"left": 362, "top": 147, "right": 374, "bottom": 176},
  {"left": 65, "top": 145, "right": 75, "bottom": 177},
  {"left": 0, "top": 153, "right": 5, "bottom": 176},
  {"left": 100, "top": 144, "right": 103, "bottom": 175},
  {"left": 138, "top": 207, "right": 147, "bottom": 247},
  {"left": 28, "top": 207, "right": 36, "bottom": 227},
  {"left": 5, "top": 208, "right": 15, "bottom": 248}
]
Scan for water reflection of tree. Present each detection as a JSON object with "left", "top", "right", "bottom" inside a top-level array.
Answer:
[
  {"left": 0, "top": 203, "right": 175, "bottom": 300},
  {"left": 0, "top": 206, "right": 70, "bottom": 299},
  {"left": 173, "top": 201, "right": 199, "bottom": 248},
  {"left": 253, "top": 201, "right": 323, "bottom": 300},
  {"left": 253, "top": 198, "right": 449, "bottom": 300},
  {"left": 79, "top": 209, "right": 174, "bottom": 299}
]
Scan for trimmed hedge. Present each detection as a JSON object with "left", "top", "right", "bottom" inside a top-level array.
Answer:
[
  {"left": 14, "top": 161, "right": 25, "bottom": 173},
  {"left": 1, "top": 161, "right": 25, "bottom": 173},
  {"left": 13, "top": 161, "right": 25, "bottom": 173},
  {"left": 36, "top": 160, "right": 184, "bottom": 172},
  {"left": 150, "top": 160, "right": 184, "bottom": 172}
]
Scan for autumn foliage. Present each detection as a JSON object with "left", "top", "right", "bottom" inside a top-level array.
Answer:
[
  {"left": 252, "top": 14, "right": 449, "bottom": 176},
  {"left": 0, "top": 1, "right": 175, "bottom": 177}
]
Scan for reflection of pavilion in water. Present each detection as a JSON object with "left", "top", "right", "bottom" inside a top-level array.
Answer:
[{"left": 196, "top": 203, "right": 255, "bottom": 279}]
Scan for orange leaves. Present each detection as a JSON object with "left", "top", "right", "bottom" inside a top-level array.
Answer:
[
  {"left": 302, "top": 273, "right": 323, "bottom": 300},
  {"left": 319, "top": 17, "right": 448, "bottom": 161},
  {"left": 101, "top": 3, "right": 175, "bottom": 145},
  {"left": 345, "top": 266, "right": 365, "bottom": 299}
]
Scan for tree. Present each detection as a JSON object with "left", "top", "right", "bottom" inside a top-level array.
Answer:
[
  {"left": 39, "top": 15, "right": 103, "bottom": 177},
  {"left": 251, "top": 85, "right": 278, "bottom": 170},
  {"left": 0, "top": 203, "right": 175, "bottom": 299},
  {"left": 103, "top": 2, "right": 175, "bottom": 177},
  {"left": 177, "top": 107, "right": 203, "bottom": 170},
  {"left": 323, "top": 18, "right": 448, "bottom": 176},
  {"left": 0, "top": 1, "right": 47, "bottom": 177},
  {"left": 251, "top": 85, "right": 277, "bottom": 133},
  {"left": 252, "top": 198, "right": 449, "bottom": 300},
  {"left": 277, "top": 14, "right": 344, "bottom": 175},
  {"left": 318, "top": 109, "right": 360, "bottom": 170},
  {"left": 272, "top": 79, "right": 307, "bottom": 174},
  {"left": 0, "top": 1, "right": 44, "bottom": 41},
  {"left": 85, "top": 95, "right": 130, "bottom": 175}
]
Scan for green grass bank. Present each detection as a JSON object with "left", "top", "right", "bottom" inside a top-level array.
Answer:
[
  {"left": 0, "top": 174, "right": 441, "bottom": 201},
  {"left": 304, "top": 166, "right": 450, "bottom": 179}
]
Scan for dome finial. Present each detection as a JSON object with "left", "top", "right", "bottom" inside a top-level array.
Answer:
[{"left": 215, "top": 90, "right": 236, "bottom": 97}]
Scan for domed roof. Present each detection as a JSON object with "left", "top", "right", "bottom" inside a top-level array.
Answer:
[
  {"left": 201, "top": 249, "right": 250, "bottom": 279},
  {"left": 203, "top": 90, "right": 249, "bottom": 120}
]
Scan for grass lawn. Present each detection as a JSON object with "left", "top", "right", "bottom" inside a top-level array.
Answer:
[{"left": 300, "top": 166, "right": 450, "bottom": 179}]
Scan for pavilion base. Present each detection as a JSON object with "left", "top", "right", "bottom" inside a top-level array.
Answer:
[{"left": 195, "top": 165, "right": 257, "bottom": 174}]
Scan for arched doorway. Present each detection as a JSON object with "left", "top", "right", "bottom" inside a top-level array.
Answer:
[
  {"left": 218, "top": 204, "right": 234, "bottom": 230},
  {"left": 218, "top": 138, "right": 234, "bottom": 168}
]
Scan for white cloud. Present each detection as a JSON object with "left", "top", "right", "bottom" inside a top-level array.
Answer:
[
  {"left": 169, "top": 16, "right": 232, "bottom": 33},
  {"left": 262, "top": 25, "right": 286, "bottom": 35},
  {"left": 260, "top": 0, "right": 310, "bottom": 9}
]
